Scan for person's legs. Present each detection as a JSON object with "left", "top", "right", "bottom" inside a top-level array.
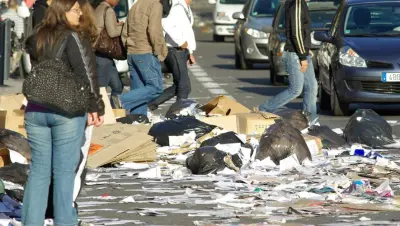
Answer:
[
  {"left": 121, "top": 54, "right": 163, "bottom": 115},
  {"left": 108, "top": 62, "right": 123, "bottom": 109},
  {"left": 302, "top": 56, "right": 318, "bottom": 122},
  {"left": 51, "top": 113, "right": 87, "bottom": 226},
  {"left": 175, "top": 49, "right": 191, "bottom": 100},
  {"left": 95, "top": 55, "right": 111, "bottom": 88},
  {"left": 22, "top": 112, "right": 53, "bottom": 226},
  {"left": 124, "top": 54, "right": 146, "bottom": 115},
  {"left": 259, "top": 52, "right": 304, "bottom": 112}
]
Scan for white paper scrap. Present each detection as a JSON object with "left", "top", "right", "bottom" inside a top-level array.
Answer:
[{"left": 120, "top": 196, "right": 135, "bottom": 203}]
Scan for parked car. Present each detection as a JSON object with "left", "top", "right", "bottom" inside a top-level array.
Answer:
[
  {"left": 315, "top": 0, "right": 400, "bottom": 116},
  {"left": 233, "top": 0, "right": 280, "bottom": 70},
  {"left": 213, "top": 0, "right": 246, "bottom": 42},
  {"left": 265, "top": 0, "right": 339, "bottom": 85}
]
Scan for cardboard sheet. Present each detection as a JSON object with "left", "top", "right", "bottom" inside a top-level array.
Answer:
[
  {"left": 200, "top": 96, "right": 251, "bottom": 116},
  {"left": 235, "top": 112, "right": 280, "bottom": 134}
]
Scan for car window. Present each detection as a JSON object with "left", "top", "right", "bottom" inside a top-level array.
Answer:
[
  {"left": 250, "top": 0, "right": 280, "bottom": 17},
  {"left": 344, "top": 3, "right": 400, "bottom": 36},
  {"left": 114, "top": 0, "right": 129, "bottom": 19},
  {"left": 220, "top": 0, "right": 247, "bottom": 4}
]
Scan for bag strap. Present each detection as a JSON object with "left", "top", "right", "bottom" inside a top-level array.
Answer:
[{"left": 54, "top": 30, "right": 72, "bottom": 59}]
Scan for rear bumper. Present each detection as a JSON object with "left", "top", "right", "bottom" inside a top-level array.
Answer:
[
  {"left": 336, "top": 66, "right": 400, "bottom": 103},
  {"left": 214, "top": 23, "right": 235, "bottom": 36}
]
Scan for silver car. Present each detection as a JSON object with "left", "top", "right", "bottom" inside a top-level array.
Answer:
[{"left": 233, "top": 0, "right": 280, "bottom": 70}]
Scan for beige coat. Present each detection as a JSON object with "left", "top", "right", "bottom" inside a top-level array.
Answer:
[
  {"left": 121, "top": 0, "right": 168, "bottom": 61},
  {"left": 94, "top": 1, "right": 123, "bottom": 38}
]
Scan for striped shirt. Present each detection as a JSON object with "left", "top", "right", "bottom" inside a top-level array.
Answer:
[{"left": 1, "top": 9, "right": 24, "bottom": 39}]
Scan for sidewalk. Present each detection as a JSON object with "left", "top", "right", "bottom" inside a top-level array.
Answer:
[{"left": 0, "top": 77, "right": 23, "bottom": 96}]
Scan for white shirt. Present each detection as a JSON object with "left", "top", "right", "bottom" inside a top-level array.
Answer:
[
  {"left": 1, "top": 9, "right": 24, "bottom": 39},
  {"left": 163, "top": 0, "right": 196, "bottom": 54}
]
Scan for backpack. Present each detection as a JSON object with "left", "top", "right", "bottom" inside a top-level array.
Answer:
[{"left": 162, "top": 0, "right": 172, "bottom": 18}]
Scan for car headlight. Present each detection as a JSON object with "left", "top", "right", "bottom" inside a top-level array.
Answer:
[
  {"left": 311, "top": 31, "right": 321, "bottom": 46},
  {"left": 245, "top": 28, "right": 270, "bottom": 39},
  {"left": 216, "top": 12, "right": 230, "bottom": 21},
  {"left": 339, "top": 47, "right": 367, "bottom": 68}
]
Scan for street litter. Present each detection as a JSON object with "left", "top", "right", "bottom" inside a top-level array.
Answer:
[{"left": 2, "top": 94, "right": 400, "bottom": 225}]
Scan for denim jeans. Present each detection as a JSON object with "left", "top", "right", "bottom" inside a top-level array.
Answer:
[
  {"left": 259, "top": 51, "right": 318, "bottom": 121},
  {"left": 149, "top": 48, "right": 191, "bottom": 106},
  {"left": 96, "top": 54, "right": 123, "bottom": 108},
  {"left": 22, "top": 111, "right": 87, "bottom": 226},
  {"left": 121, "top": 53, "right": 163, "bottom": 115}
]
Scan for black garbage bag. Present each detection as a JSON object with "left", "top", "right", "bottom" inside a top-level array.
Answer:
[
  {"left": 165, "top": 99, "right": 202, "bottom": 119},
  {"left": 273, "top": 108, "right": 311, "bottom": 131},
  {"left": 257, "top": 120, "right": 311, "bottom": 165},
  {"left": 308, "top": 125, "right": 348, "bottom": 149},
  {"left": 186, "top": 147, "right": 227, "bottom": 174},
  {"left": 116, "top": 114, "right": 150, "bottom": 124},
  {"left": 0, "top": 163, "right": 29, "bottom": 186},
  {"left": 0, "top": 128, "right": 31, "bottom": 161},
  {"left": 149, "top": 117, "right": 216, "bottom": 146},
  {"left": 344, "top": 109, "right": 394, "bottom": 147},
  {"left": 200, "top": 131, "right": 244, "bottom": 147}
]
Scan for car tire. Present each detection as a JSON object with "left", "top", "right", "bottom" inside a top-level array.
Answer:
[
  {"left": 213, "top": 34, "right": 225, "bottom": 42},
  {"left": 318, "top": 82, "right": 330, "bottom": 111},
  {"left": 330, "top": 78, "right": 350, "bottom": 116},
  {"left": 270, "top": 56, "right": 284, "bottom": 85},
  {"left": 235, "top": 49, "right": 241, "bottom": 69}
]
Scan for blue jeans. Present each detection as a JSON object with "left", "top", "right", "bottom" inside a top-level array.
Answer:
[
  {"left": 96, "top": 54, "right": 123, "bottom": 108},
  {"left": 121, "top": 53, "right": 163, "bottom": 115},
  {"left": 22, "top": 111, "right": 87, "bottom": 226},
  {"left": 259, "top": 52, "right": 318, "bottom": 121}
]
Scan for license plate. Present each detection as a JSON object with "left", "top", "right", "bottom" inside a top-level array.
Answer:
[{"left": 382, "top": 72, "right": 400, "bottom": 82}]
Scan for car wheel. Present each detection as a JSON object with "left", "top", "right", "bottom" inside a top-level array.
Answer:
[
  {"left": 213, "top": 34, "right": 224, "bottom": 42},
  {"left": 318, "top": 82, "right": 330, "bottom": 111},
  {"left": 235, "top": 49, "right": 241, "bottom": 69},
  {"left": 269, "top": 56, "right": 284, "bottom": 85},
  {"left": 330, "top": 78, "right": 349, "bottom": 116}
]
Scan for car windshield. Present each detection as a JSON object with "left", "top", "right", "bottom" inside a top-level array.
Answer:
[
  {"left": 220, "top": 0, "right": 247, "bottom": 4},
  {"left": 344, "top": 3, "right": 400, "bottom": 37},
  {"left": 114, "top": 0, "right": 129, "bottom": 19},
  {"left": 250, "top": 0, "right": 280, "bottom": 17}
]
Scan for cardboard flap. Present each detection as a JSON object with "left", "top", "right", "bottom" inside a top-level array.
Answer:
[
  {"left": 100, "top": 87, "right": 117, "bottom": 125},
  {"left": 200, "top": 96, "right": 251, "bottom": 116}
]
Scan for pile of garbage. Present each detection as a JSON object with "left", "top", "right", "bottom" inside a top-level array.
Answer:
[{"left": 1, "top": 94, "right": 400, "bottom": 225}]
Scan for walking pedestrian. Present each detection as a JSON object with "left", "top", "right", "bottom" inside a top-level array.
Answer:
[
  {"left": 94, "top": 0, "right": 124, "bottom": 109},
  {"left": 257, "top": 0, "right": 318, "bottom": 123},
  {"left": 23, "top": 0, "right": 105, "bottom": 224},
  {"left": 120, "top": 0, "right": 168, "bottom": 115},
  {"left": 148, "top": 0, "right": 196, "bottom": 110}
]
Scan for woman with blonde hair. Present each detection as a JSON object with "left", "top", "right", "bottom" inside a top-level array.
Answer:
[{"left": 23, "top": 0, "right": 104, "bottom": 224}]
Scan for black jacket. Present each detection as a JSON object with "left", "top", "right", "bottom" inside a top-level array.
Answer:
[
  {"left": 26, "top": 30, "right": 105, "bottom": 116},
  {"left": 284, "top": 0, "right": 311, "bottom": 61},
  {"left": 32, "top": 0, "right": 48, "bottom": 28}
]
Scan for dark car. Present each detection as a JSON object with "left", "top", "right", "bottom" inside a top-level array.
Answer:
[
  {"left": 233, "top": 0, "right": 280, "bottom": 70},
  {"left": 315, "top": 0, "right": 400, "bottom": 116},
  {"left": 265, "top": 0, "right": 339, "bottom": 85}
]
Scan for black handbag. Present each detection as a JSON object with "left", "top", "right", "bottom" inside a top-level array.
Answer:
[{"left": 23, "top": 31, "right": 91, "bottom": 117}]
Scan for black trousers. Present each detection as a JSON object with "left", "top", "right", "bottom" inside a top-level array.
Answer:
[{"left": 149, "top": 47, "right": 191, "bottom": 106}]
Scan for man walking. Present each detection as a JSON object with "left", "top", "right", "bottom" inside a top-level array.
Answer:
[
  {"left": 148, "top": 0, "right": 196, "bottom": 110},
  {"left": 121, "top": 0, "right": 168, "bottom": 115},
  {"left": 257, "top": 0, "right": 318, "bottom": 123}
]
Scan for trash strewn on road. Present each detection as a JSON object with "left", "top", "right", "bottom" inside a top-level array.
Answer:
[{"left": 1, "top": 94, "right": 400, "bottom": 225}]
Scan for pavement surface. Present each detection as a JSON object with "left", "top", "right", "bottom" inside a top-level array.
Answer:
[{"left": 3, "top": 2, "right": 400, "bottom": 225}]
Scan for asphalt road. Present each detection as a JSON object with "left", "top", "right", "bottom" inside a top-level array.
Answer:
[{"left": 76, "top": 16, "right": 400, "bottom": 226}]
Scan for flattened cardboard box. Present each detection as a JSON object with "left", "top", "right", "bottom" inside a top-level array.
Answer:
[
  {"left": 0, "top": 94, "right": 26, "bottom": 137},
  {"left": 200, "top": 95, "right": 251, "bottom": 116},
  {"left": 235, "top": 112, "right": 280, "bottom": 134},
  {"left": 198, "top": 115, "right": 238, "bottom": 133},
  {"left": 87, "top": 123, "right": 155, "bottom": 168}
]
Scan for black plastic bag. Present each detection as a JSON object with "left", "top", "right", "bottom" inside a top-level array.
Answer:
[
  {"left": 165, "top": 99, "right": 202, "bottom": 119},
  {"left": 257, "top": 120, "right": 311, "bottom": 165},
  {"left": 344, "top": 109, "right": 394, "bottom": 147},
  {"left": 0, "top": 163, "right": 30, "bottom": 186},
  {"left": 273, "top": 108, "right": 311, "bottom": 131},
  {"left": 200, "top": 132, "right": 244, "bottom": 147},
  {"left": 116, "top": 114, "right": 149, "bottom": 124},
  {"left": 0, "top": 128, "right": 31, "bottom": 161},
  {"left": 148, "top": 117, "right": 216, "bottom": 146},
  {"left": 186, "top": 147, "right": 227, "bottom": 174},
  {"left": 308, "top": 125, "right": 348, "bottom": 149}
]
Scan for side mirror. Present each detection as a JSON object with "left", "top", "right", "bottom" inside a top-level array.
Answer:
[
  {"left": 314, "top": 31, "right": 331, "bottom": 42},
  {"left": 232, "top": 12, "right": 245, "bottom": 20},
  {"left": 262, "top": 25, "right": 273, "bottom": 33}
]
